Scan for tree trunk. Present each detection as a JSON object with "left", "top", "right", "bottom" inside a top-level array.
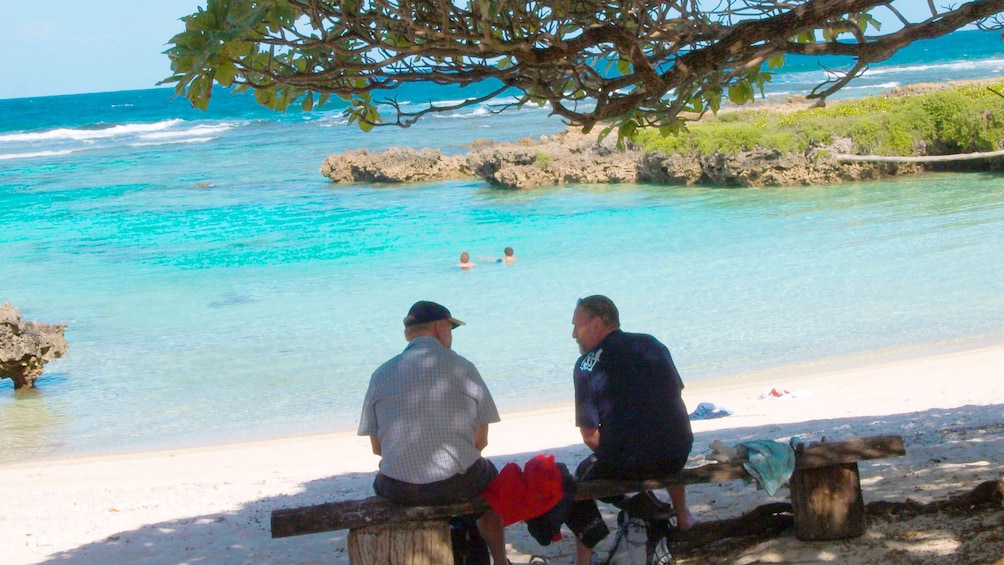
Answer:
[
  {"left": 347, "top": 520, "right": 454, "bottom": 565},
  {"left": 790, "top": 463, "right": 866, "bottom": 540}
]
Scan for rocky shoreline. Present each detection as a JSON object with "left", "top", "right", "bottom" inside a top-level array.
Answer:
[
  {"left": 321, "top": 79, "right": 1004, "bottom": 189},
  {"left": 320, "top": 129, "right": 923, "bottom": 189}
]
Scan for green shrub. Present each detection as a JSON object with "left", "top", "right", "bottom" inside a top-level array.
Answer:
[{"left": 634, "top": 81, "right": 1004, "bottom": 157}]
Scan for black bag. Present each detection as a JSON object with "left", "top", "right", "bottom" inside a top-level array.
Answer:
[
  {"left": 604, "top": 492, "right": 675, "bottom": 565},
  {"left": 449, "top": 516, "right": 490, "bottom": 565}
]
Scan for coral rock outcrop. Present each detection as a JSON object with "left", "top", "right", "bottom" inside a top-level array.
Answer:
[
  {"left": 319, "top": 131, "right": 928, "bottom": 190},
  {"left": 0, "top": 302, "right": 68, "bottom": 390}
]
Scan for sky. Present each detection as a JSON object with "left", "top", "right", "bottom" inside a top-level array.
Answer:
[
  {"left": 0, "top": 1, "right": 945, "bottom": 101},
  {"left": 0, "top": 1, "right": 203, "bottom": 100}
]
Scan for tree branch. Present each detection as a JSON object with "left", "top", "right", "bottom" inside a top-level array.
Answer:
[{"left": 163, "top": 0, "right": 1004, "bottom": 137}]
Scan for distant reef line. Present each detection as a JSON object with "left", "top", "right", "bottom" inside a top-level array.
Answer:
[{"left": 320, "top": 79, "right": 1004, "bottom": 190}]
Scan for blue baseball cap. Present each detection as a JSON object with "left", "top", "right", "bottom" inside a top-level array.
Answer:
[{"left": 403, "top": 301, "right": 465, "bottom": 329}]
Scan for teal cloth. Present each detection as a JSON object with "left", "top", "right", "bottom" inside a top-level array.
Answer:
[{"left": 735, "top": 440, "right": 795, "bottom": 496}]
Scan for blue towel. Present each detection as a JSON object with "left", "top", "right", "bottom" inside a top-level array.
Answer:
[
  {"left": 688, "top": 402, "right": 734, "bottom": 420},
  {"left": 736, "top": 440, "right": 795, "bottom": 496}
]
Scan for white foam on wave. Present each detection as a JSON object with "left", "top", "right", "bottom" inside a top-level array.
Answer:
[
  {"left": 430, "top": 103, "right": 549, "bottom": 120},
  {"left": 842, "top": 81, "right": 901, "bottom": 91},
  {"left": 316, "top": 114, "right": 349, "bottom": 127},
  {"left": 0, "top": 149, "right": 76, "bottom": 161},
  {"left": 129, "top": 137, "right": 216, "bottom": 147},
  {"left": 860, "top": 57, "right": 1004, "bottom": 80},
  {"left": 767, "top": 54, "right": 1004, "bottom": 88},
  {"left": 0, "top": 119, "right": 186, "bottom": 143},
  {"left": 137, "top": 123, "right": 234, "bottom": 141},
  {"left": 0, "top": 119, "right": 240, "bottom": 145},
  {"left": 432, "top": 106, "right": 492, "bottom": 119}
]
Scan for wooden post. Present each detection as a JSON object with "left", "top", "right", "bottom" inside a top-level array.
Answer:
[
  {"left": 347, "top": 519, "right": 454, "bottom": 565},
  {"left": 789, "top": 462, "right": 866, "bottom": 541}
]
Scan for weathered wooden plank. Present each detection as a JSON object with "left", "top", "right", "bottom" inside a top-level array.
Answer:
[
  {"left": 271, "top": 434, "right": 907, "bottom": 539},
  {"left": 572, "top": 460, "right": 748, "bottom": 500},
  {"left": 794, "top": 435, "right": 905, "bottom": 470},
  {"left": 271, "top": 462, "right": 748, "bottom": 538}
]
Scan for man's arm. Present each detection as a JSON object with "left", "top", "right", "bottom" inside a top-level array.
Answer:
[
  {"left": 580, "top": 426, "right": 600, "bottom": 451},
  {"left": 369, "top": 435, "right": 382, "bottom": 456},
  {"left": 475, "top": 424, "right": 489, "bottom": 451}
]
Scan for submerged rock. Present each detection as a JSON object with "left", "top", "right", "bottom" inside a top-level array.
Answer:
[{"left": 0, "top": 302, "right": 68, "bottom": 390}]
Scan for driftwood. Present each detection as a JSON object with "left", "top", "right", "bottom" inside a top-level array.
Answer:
[
  {"left": 669, "top": 478, "right": 1004, "bottom": 561},
  {"left": 867, "top": 478, "right": 1004, "bottom": 519},
  {"left": 667, "top": 502, "right": 794, "bottom": 550},
  {"left": 836, "top": 149, "right": 1004, "bottom": 162}
]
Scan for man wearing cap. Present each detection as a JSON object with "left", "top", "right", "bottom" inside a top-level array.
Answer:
[
  {"left": 358, "top": 300, "right": 508, "bottom": 564},
  {"left": 568, "top": 295, "right": 697, "bottom": 565}
]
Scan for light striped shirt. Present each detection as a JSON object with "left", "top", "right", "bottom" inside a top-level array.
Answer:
[{"left": 358, "top": 336, "right": 500, "bottom": 484}]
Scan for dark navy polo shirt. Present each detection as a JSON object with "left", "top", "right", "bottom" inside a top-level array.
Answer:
[{"left": 573, "top": 330, "right": 693, "bottom": 467}]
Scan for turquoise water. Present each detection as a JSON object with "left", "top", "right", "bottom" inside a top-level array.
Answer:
[
  {"left": 2, "top": 29, "right": 1004, "bottom": 462},
  {"left": 2, "top": 174, "right": 1002, "bottom": 462}
]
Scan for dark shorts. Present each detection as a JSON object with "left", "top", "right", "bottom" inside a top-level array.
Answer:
[
  {"left": 566, "top": 454, "right": 690, "bottom": 549},
  {"left": 373, "top": 457, "right": 498, "bottom": 506}
]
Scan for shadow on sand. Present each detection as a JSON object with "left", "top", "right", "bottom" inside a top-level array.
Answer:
[{"left": 38, "top": 403, "right": 1003, "bottom": 564}]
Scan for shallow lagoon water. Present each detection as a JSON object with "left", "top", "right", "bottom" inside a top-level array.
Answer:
[{"left": 2, "top": 30, "right": 1004, "bottom": 461}]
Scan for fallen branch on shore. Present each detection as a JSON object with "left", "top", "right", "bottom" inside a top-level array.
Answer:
[
  {"left": 836, "top": 149, "right": 1004, "bottom": 162},
  {"left": 669, "top": 478, "right": 1003, "bottom": 559}
]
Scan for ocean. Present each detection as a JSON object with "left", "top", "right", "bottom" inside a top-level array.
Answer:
[{"left": 1, "top": 29, "right": 1003, "bottom": 463}]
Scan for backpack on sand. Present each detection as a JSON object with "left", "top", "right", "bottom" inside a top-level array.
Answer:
[{"left": 604, "top": 491, "right": 674, "bottom": 565}]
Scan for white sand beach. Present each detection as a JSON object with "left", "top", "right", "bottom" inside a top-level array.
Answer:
[{"left": 2, "top": 343, "right": 1002, "bottom": 565}]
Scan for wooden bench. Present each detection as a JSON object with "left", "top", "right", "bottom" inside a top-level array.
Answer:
[{"left": 271, "top": 435, "right": 905, "bottom": 564}]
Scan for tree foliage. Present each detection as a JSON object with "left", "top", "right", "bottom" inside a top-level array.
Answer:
[{"left": 162, "top": 0, "right": 1004, "bottom": 138}]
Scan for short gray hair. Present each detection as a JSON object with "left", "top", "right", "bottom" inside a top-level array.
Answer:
[{"left": 576, "top": 295, "right": 620, "bottom": 328}]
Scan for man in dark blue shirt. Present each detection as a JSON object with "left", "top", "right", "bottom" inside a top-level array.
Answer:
[{"left": 569, "top": 295, "right": 697, "bottom": 565}]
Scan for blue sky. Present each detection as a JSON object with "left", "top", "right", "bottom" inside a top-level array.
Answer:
[
  {"left": 0, "top": 1, "right": 941, "bottom": 101},
  {"left": 0, "top": 1, "right": 202, "bottom": 100}
]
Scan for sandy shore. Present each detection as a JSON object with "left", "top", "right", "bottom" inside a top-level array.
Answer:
[{"left": 2, "top": 343, "right": 1002, "bottom": 564}]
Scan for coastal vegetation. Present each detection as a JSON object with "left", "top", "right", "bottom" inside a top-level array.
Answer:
[
  {"left": 634, "top": 81, "right": 1004, "bottom": 159},
  {"left": 320, "top": 80, "right": 1004, "bottom": 189}
]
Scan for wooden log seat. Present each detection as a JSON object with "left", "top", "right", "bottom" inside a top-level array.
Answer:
[
  {"left": 790, "top": 435, "right": 906, "bottom": 541},
  {"left": 346, "top": 519, "right": 453, "bottom": 565},
  {"left": 271, "top": 435, "right": 905, "bottom": 563}
]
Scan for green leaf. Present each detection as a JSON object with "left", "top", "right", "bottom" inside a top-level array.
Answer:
[
  {"left": 214, "top": 63, "right": 238, "bottom": 87},
  {"left": 728, "top": 82, "right": 754, "bottom": 105},
  {"left": 254, "top": 86, "right": 274, "bottom": 106}
]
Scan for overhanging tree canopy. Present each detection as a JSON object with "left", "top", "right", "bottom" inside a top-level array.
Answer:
[{"left": 163, "top": 0, "right": 1004, "bottom": 137}]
